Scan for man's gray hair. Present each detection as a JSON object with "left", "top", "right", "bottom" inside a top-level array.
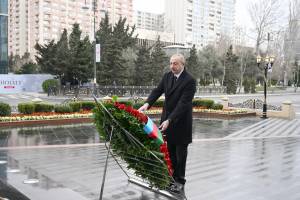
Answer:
[{"left": 171, "top": 54, "right": 185, "bottom": 66}]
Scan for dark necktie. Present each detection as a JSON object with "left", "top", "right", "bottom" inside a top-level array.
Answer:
[{"left": 171, "top": 75, "right": 177, "bottom": 88}]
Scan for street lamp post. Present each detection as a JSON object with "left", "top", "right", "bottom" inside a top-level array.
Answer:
[
  {"left": 256, "top": 55, "right": 275, "bottom": 119},
  {"left": 83, "top": 0, "right": 98, "bottom": 96}
]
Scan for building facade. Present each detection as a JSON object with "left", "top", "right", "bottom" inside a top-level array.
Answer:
[
  {"left": 0, "top": 0, "right": 8, "bottom": 74},
  {"left": 8, "top": 0, "right": 133, "bottom": 58},
  {"left": 164, "top": 0, "right": 235, "bottom": 48},
  {"left": 134, "top": 11, "right": 164, "bottom": 31}
]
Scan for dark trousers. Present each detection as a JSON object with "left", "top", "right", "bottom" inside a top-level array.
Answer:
[{"left": 167, "top": 143, "right": 188, "bottom": 185}]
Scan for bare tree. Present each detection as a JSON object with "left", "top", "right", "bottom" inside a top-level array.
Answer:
[
  {"left": 283, "top": 0, "right": 300, "bottom": 87},
  {"left": 216, "top": 34, "right": 232, "bottom": 86},
  {"left": 269, "top": 30, "right": 286, "bottom": 85},
  {"left": 248, "top": 0, "right": 282, "bottom": 54}
]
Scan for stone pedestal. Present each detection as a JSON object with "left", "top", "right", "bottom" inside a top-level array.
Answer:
[
  {"left": 282, "top": 101, "right": 295, "bottom": 119},
  {"left": 221, "top": 97, "right": 229, "bottom": 109}
]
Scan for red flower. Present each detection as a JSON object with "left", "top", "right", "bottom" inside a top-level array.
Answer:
[
  {"left": 130, "top": 110, "right": 139, "bottom": 117},
  {"left": 118, "top": 104, "right": 126, "bottom": 110},
  {"left": 125, "top": 106, "right": 134, "bottom": 113},
  {"left": 114, "top": 102, "right": 120, "bottom": 107},
  {"left": 136, "top": 113, "right": 148, "bottom": 123},
  {"left": 160, "top": 143, "right": 167, "bottom": 152}
]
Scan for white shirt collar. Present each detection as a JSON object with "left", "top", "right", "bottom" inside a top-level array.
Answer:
[{"left": 174, "top": 68, "right": 184, "bottom": 79}]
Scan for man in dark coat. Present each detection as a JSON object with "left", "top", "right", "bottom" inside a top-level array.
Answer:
[{"left": 138, "top": 54, "right": 196, "bottom": 194}]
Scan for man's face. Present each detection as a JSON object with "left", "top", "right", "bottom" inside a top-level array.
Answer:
[{"left": 170, "top": 56, "right": 184, "bottom": 75}]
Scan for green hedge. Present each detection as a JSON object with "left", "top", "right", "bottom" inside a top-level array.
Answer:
[
  {"left": 34, "top": 103, "right": 54, "bottom": 112},
  {"left": 211, "top": 103, "right": 223, "bottom": 110},
  {"left": 133, "top": 102, "right": 145, "bottom": 109},
  {"left": 118, "top": 100, "right": 133, "bottom": 106},
  {"left": 192, "top": 99, "right": 214, "bottom": 108},
  {"left": 152, "top": 100, "right": 164, "bottom": 107},
  {"left": 69, "top": 102, "right": 82, "bottom": 112},
  {"left": 42, "top": 79, "right": 59, "bottom": 93},
  {"left": 81, "top": 101, "right": 96, "bottom": 110},
  {"left": 0, "top": 102, "right": 11, "bottom": 116},
  {"left": 18, "top": 103, "right": 35, "bottom": 114},
  {"left": 54, "top": 105, "right": 72, "bottom": 113}
]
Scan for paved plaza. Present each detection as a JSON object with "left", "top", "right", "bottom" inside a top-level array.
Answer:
[{"left": 0, "top": 118, "right": 300, "bottom": 199}]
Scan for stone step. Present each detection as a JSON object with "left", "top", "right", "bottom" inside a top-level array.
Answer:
[
  {"left": 225, "top": 118, "right": 276, "bottom": 138},
  {"left": 226, "top": 119, "right": 300, "bottom": 139}
]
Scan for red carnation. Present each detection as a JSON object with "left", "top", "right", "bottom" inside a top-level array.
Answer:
[
  {"left": 125, "top": 106, "right": 134, "bottom": 113},
  {"left": 114, "top": 102, "right": 120, "bottom": 107},
  {"left": 118, "top": 104, "right": 126, "bottom": 110},
  {"left": 130, "top": 110, "right": 139, "bottom": 117},
  {"left": 137, "top": 113, "right": 148, "bottom": 123}
]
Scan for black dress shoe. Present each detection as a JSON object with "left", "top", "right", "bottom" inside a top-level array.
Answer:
[{"left": 168, "top": 182, "right": 184, "bottom": 194}]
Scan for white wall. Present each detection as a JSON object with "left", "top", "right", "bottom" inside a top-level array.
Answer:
[{"left": 0, "top": 74, "right": 53, "bottom": 94}]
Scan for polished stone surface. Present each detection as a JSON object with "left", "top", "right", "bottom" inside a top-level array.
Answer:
[
  {"left": 2, "top": 118, "right": 300, "bottom": 200},
  {"left": 0, "top": 118, "right": 260, "bottom": 147}
]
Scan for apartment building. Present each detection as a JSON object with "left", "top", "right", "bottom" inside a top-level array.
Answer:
[
  {"left": 0, "top": 0, "right": 8, "bottom": 74},
  {"left": 134, "top": 11, "right": 164, "bottom": 31},
  {"left": 164, "top": 0, "right": 235, "bottom": 48},
  {"left": 8, "top": 0, "right": 133, "bottom": 58}
]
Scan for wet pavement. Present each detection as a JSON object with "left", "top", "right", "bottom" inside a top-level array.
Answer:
[{"left": 1, "top": 117, "right": 300, "bottom": 200}]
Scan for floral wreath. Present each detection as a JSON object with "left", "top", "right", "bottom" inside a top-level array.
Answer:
[{"left": 94, "top": 98, "right": 173, "bottom": 189}]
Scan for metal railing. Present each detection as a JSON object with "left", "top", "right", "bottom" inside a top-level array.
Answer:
[{"left": 51, "top": 85, "right": 226, "bottom": 97}]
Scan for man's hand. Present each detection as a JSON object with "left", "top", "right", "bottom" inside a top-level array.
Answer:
[
  {"left": 138, "top": 103, "right": 149, "bottom": 112},
  {"left": 159, "top": 120, "right": 170, "bottom": 132}
]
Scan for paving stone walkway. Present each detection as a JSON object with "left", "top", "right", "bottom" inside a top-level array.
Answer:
[{"left": 1, "top": 118, "right": 300, "bottom": 200}]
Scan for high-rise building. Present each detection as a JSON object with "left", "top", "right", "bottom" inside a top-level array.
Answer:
[
  {"left": 134, "top": 11, "right": 164, "bottom": 32},
  {"left": 0, "top": 0, "right": 8, "bottom": 74},
  {"left": 165, "top": 0, "right": 235, "bottom": 48},
  {"left": 105, "top": 0, "right": 133, "bottom": 25},
  {"left": 8, "top": 0, "right": 133, "bottom": 58},
  {"left": 164, "top": 0, "right": 193, "bottom": 46}
]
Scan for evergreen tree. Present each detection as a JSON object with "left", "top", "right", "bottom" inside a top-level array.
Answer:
[
  {"left": 186, "top": 45, "right": 199, "bottom": 79},
  {"left": 198, "top": 45, "right": 222, "bottom": 86},
  {"left": 223, "top": 45, "right": 239, "bottom": 94},
  {"left": 150, "top": 38, "right": 168, "bottom": 84},
  {"left": 15, "top": 62, "right": 39, "bottom": 74},
  {"left": 100, "top": 37, "right": 126, "bottom": 85},
  {"left": 35, "top": 40, "right": 58, "bottom": 75},
  {"left": 95, "top": 13, "right": 112, "bottom": 47},
  {"left": 68, "top": 24, "right": 92, "bottom": 85},
  {"left": 123, "top": 47, "right": 137, "bottom": 85},
  {"left": 134, "top": 43, "right": 152, "bottom": 85},
  {"left": 96, "top": 14, "right": 137, "bottom": 85},
  {"left": 113, "top": 17, "right": 137, "bottom": 49},
  {"left": 55, "top": 29, "right": 70, "bottom": 84}
]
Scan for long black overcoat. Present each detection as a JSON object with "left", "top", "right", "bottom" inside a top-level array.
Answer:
[{"left": 146, "top": 70, "right": 196, "bottom": 145}]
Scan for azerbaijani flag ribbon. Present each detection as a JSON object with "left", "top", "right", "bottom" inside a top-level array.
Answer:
[{"left": 143, "top": 117, "right": 164, "bottom": 145}]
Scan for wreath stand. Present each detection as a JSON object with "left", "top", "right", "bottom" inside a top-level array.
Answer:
[{"left": 93, "top": 96, "right": 186, "bottom": 200}]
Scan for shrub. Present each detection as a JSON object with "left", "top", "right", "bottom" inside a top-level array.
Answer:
[
  {"left": 152, "top": 100, "right": 164, "bottom": 107},
  {"left": 18, "top": 103, "right": 35, "bottom": 114},
  {"left": 69, "top": 102, "right": 82, "bottom": 112},
  {"left": 243, "top": 79, "right": 251, "bottom": 94},
  {"left": 118, "top": 100, "right": 133, "bottom": 107},
  {"left": 34, "top": 103, "right": 54, "bottom": 112},
  {"left": 42, "top": 79, "right": 59, "bottom": 93},
  {"left": 0, "top": 102, "right": 11, "bottom": 116},
  {"left": 193, "top": 99, "right": 214, "bottom": 108},
  {"left": 133, "top": 102, "right": 145, "bottom": 109},
  {"left": 81, "top": 101, "right": 96, "bottom": 110},
  {"left": 212, "top": 103, "right": 223, "bottom": 110},
  {"left": 54, "top": 105, "right": 72, "bottom": 113},
  {"left": 250, "top": 79, "right": 256, "bottom": 93}
]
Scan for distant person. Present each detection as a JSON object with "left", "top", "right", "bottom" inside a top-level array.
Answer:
[{"left": 139, "top": 54, "right": 196, "bottom": 194}]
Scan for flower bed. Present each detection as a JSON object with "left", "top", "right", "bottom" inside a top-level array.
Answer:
[
  {"left": 0, "top": 110, "right": 92, "bottom": 122},
  {"left": 0, "top": 107, "right": 255, "bottom": 126}
]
